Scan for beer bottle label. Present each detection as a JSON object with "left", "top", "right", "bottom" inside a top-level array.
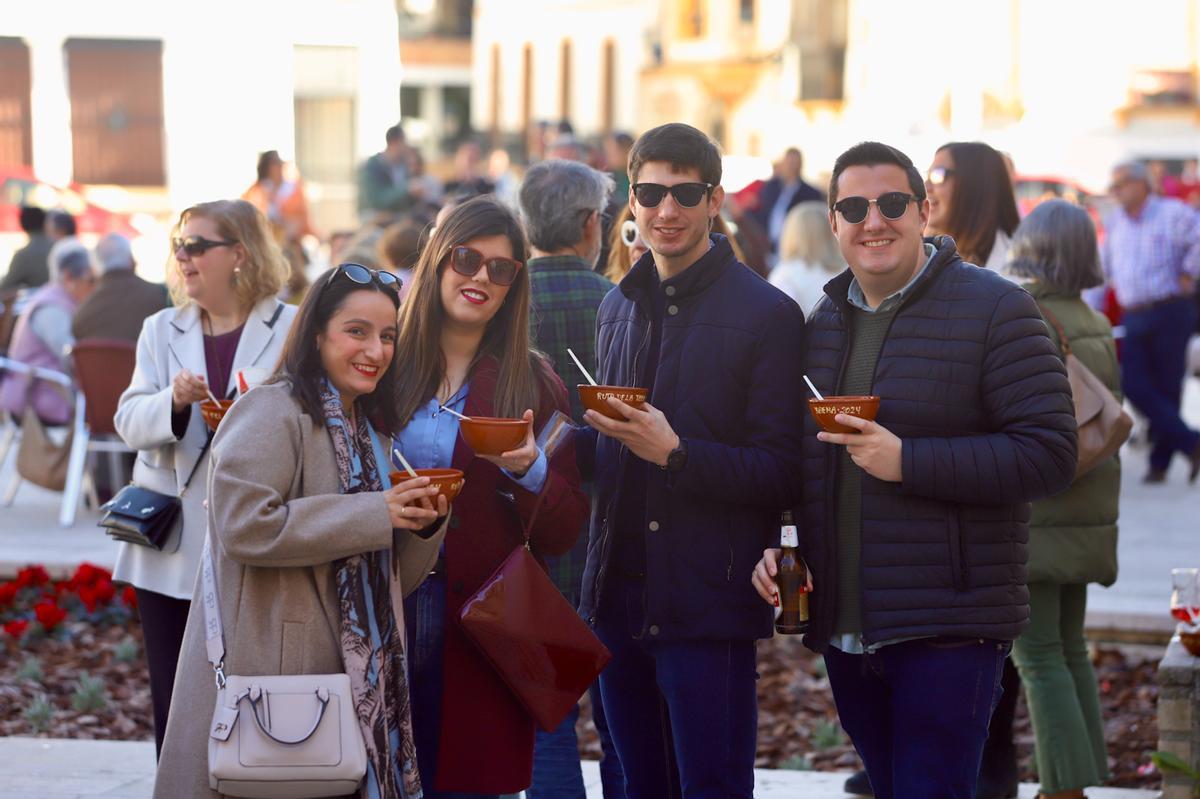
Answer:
[{"left": 780, "top": 524, "right": 798, "bottom": 548}]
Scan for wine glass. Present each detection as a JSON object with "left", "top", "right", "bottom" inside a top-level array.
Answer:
[{"left": 1170, "top": 568, "right": 1200, "bottom": 627}]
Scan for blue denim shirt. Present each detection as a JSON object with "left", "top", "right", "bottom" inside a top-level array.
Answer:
[{"left": 391, "top": 382, "right": 547, "bottom": 491}]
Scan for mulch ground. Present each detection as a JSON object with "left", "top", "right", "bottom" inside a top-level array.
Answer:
[{"left": 0, "top": 620, "right": 1163, "bottom": 791}]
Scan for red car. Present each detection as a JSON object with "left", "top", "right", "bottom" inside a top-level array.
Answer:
[{"left": 0, "top": 166, "right": 137, "bottom": 238}]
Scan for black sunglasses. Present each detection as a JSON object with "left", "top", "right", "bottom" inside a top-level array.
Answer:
[
  {"left": 632, "top": 182, "right": 713, "bottom": 208},
  {"left": 449, "top": 245, "right": 522, "bottom": 287},
  {"left": 832, "top": 192, "right": 919, "bottom": 224},
  {"left": 172, "top": 236, "right": 236, "bottom": 257},
  {"left": 335, "top": 262, "right": 402, "bottom": 293}
]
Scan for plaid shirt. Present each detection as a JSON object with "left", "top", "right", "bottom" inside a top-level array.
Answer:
[
  {"left": 1101, "top": 196, "right": 1200, "bottom": 308},
  {"left": 528, "top": 254, "right": 613, "bottom": 602}
]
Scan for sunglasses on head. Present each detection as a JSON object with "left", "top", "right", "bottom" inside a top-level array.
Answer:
[
  {"left": 334, "top": 262, "right": 402, "bottom": 293},
  {"left": 620, "top": 219, "right": 641, "bottom": 247},
  {"left": 631, "top": 182, "right": 713, "bottom": 208},
  {"left": 172, "top": 236, "right": 236, "bottom": 257},
  {"left": 832, "top": 192, "right": 919, "bottom": 224},
  {"left": 926, "top": 167, "right": 955, "bottom": 186},
  {"left": 448, "top": 245, "right": 522, "bottom": 286}
]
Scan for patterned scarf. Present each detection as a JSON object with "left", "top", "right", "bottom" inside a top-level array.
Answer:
[{"left": 321, "top": 379, "right": 422, "bottom": 799}]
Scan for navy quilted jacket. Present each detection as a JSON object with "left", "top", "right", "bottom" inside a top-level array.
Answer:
[
  {"left": 799, "top": 236, "right": 1078, "bottom": 651},
  {"left": 578, "top": 235, "right": 807, "bottom": 641}
]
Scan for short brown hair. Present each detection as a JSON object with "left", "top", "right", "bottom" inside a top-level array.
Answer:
[
  {"left": 627, "top": 123, "right": 722, "bottom": 188},
  {"left": 378, "top": 219, "right": 425, "bottom": 271}
]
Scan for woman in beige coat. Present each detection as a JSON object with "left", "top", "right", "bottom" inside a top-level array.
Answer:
[{"left": 155, "top": 263, "right": 447, "bottom": 798}]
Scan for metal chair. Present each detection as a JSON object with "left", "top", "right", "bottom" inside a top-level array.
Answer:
[{"left": 0, "top": 356, "right": 80, "bottom": 523}]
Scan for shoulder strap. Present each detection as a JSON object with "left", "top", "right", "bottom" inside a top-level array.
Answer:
[
  {"left": 1036, "top": 302, "right": 1073, "bottom": 357},
  {"left": 179, "top": 436, "right": 211, "bottom": 497},
  {"left": 201, "top": 534, "right": 227, "bottom": 687}
]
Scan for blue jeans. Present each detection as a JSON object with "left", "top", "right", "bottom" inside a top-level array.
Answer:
[
  {"left": 528, "top": 684, "right": 626, "bottom": 799},
  {"left": 594, "top": 579, "right": 757, "bottom": 799},
  {"left": 404, "top": 575, "right": 499, "bottom": 799},
  {"left": 528, "top": 704, "right": 586, "bottom": 799},
  {"left": 1122, "top": 296, "right": 1200, "bottom": 471},
  {"left": 824, "top": 637, "right": 1010, "bottom": 799}
]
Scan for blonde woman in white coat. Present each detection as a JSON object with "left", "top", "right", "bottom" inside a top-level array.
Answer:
[{"left": 113, "top": 199, "right": 296, "bottom": 757}]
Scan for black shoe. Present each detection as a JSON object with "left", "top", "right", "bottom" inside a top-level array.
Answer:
[
  {"left": 976, "top": 764, "right": 1018, "bottom": 799},
  {"left": 1144, "top": 467, "right": 1168, "bottom": 484},
  {"left": 843, "top": 769, "right": 873, "bottom": 796}
]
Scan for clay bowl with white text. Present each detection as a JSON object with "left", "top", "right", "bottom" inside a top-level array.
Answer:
[
  {"left": 458, "top": 416, "right": 531, "bottom": 456},
  {"left": 807, "top": 396, "right": 881, "bottom": 434},
  {"left": 199, "top": 399, "right": 235, "bottom": 432},
  {"left": 389, "top": 468, "right": 465, "bottom": 504},
  {"left": 579, "top": 385, "right": 649, "bottom": 421}
]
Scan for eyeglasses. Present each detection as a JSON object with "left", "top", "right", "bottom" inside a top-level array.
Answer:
[
  {"left": 926, "top": 167, "right": 955, "bottom": 186},
  {"left": 172, "top": 236, "right": 236, "bottom": 257},
  {"left": 334, "top": 262, "right": 402, "bottom": 293},
  {"left": 620, "top": 219, "right": 640, "bottom": 247},
  {"left": 631, "top": 182, "right": 713, "bottom": 208},
  {"left": 448, "top": 245, "right": 522, "bottom": 287},
  {"left": 832, "top": 192, "right": 919, "bottom": 224}
]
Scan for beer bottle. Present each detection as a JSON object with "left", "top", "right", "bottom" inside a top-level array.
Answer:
[{"left": 774, "top": 510, "right": 810, "bottom": 635}]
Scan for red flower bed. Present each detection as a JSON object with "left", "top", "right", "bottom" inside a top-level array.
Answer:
[{"left": 0, "top": 563, "right": 135, "bottom": 642}]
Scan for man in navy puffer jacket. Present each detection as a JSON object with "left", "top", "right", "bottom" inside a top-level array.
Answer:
[
  {"left": 753, "top": 142, "right": 1077, "bottom": 799},
  {"left": 579, "top": 123, "right": 806, "bottom": 799}
]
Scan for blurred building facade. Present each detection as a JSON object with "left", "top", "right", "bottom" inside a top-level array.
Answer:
[
  {"left": 1, "top": 0, "right": 403, "bottom": 239},
  {"left": 472, "top": 0, "right": 1200, "bottom": 190},
  {"left": 471, "top": 0, "right": 658, "bottom": 156},
  {"left": 397, "top": 0, "right": 474, "bottom": 163}
]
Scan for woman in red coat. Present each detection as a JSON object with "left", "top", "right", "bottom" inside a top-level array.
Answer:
[{"left": 391, "top": 196, "right": 588, "bottom": 796}]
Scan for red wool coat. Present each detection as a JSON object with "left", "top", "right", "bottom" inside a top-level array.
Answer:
[{"left": 433, "top": 357, "right": 589, "bottom": 793}]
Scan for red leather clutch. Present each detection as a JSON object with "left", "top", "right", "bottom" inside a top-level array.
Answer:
[{"left": 459, "top": 543, "right": 612, "bottom": 732}]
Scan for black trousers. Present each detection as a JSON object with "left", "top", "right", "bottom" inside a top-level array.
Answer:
[{"left": 134, "top": 587, "right": 191, "bottom": 758}]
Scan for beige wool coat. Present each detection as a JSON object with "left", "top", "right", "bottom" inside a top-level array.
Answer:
[{"left": 153, "top": 381, "right": 445, "bottom": 798}]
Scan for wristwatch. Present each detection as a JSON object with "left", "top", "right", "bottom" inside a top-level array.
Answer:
[{"left": 662, "top": 439, "right": 688, "bottom": 473}]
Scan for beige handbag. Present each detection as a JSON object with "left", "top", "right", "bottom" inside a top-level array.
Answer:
[
  {"left": 202, "top": 537, "right": 367, "bottom": 798},
  {"left": 1040, "top": 305, "right": 1133, "bottom": 478}
]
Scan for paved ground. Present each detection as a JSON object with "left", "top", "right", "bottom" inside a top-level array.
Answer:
[{"left": 0, "top": 737, "right": 1160, "bottom": 798}]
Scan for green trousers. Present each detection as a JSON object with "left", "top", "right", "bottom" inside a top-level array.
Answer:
[{"left": 1011, "top": 582, "right": 1109, "bottom": 794}]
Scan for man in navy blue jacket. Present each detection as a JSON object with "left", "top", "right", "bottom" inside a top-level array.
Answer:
[
  {"left": 578, "top": 123, "right": 806, "bottom": 799},
  {"left": 753, "top": 142, "right": 1077, "bottom": 799}
]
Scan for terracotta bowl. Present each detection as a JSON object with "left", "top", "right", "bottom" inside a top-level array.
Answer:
[
  {"left": 389, "top": 468, "right": 465, "bottom": 504},
  {"left": 578, "top": 385, "right": 649, "bottom": 421},
  {"left": 1181, "top": 631, "right": 1200, "bottom": 658},
  {"left": 458, "top": 416, "right": 530, "bottom": 456},
  {"left": 199, "top": 399, "right": 235, "bottom": 432},
  {"left": 807, "top": 395, "right": 881, "bottom": 434}
]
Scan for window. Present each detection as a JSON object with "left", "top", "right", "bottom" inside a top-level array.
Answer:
[
  {"left": 0, "top": 38, "right": 32, "bottom": 167},
  {"left": 677, "top": 0, "right": 705, "bottom": 39},
  {"left": 294, "top": 97, "right": 355, "bottom": 184},
  {"left": 739, "top": 0, "right": 754, "bottom": 23},
  {"left": 65, "top": 39, "right": 165, "bottom": 185},
  {"left": 1129, "top": 70, "right": 1196, "bottom": 106},
  {"left": 792, "top": 0, "right": 847, "bottom": 102},
  {"left": 401, "top": 86, "right": 423, "bottom": 119}
]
